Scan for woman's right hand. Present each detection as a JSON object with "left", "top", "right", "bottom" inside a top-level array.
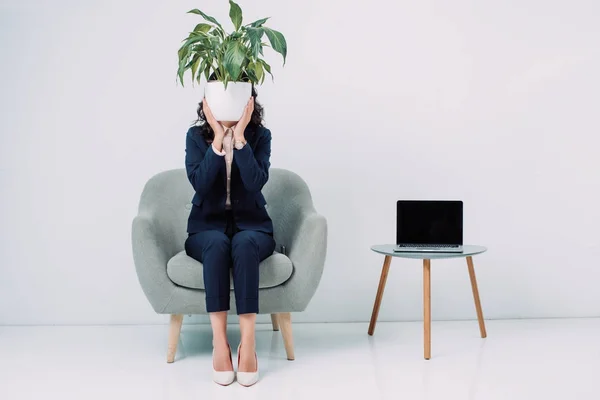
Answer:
[{"left": 203, "top": 98, "right": 224, "bottom": 139}]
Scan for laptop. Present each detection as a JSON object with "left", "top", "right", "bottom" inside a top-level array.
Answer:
[{"left": 394, "top": 200, "right": 464, "bottom": 253}]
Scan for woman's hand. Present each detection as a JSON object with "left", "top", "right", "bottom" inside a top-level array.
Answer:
[
  {"left": 202, "top": 98, "right": 225, "bottom": 140},
  {"left": 234, "top": 97, "right": 254, "bottom": 142}
]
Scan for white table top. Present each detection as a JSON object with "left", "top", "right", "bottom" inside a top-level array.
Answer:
[{"left": 371, "top": 244, "right": 487, "bottom": 259}]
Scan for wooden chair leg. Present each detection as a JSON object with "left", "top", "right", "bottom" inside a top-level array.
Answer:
[
  {"left": 423, "top": 259, "right": 431, "bottom": 360},
  {"left": 167, "top": 314, "right": 183, "bottom": 363},
  {"left": 467, "top": 256, "right": 487, "bottom": 338},
  {"left": 368, "top": 255, "right": 392, "bottom": 336},
  {"left": 271, "top": 313, "right": 280, "bottom": 331},
  {"left": 278, "top": 312, "right": 295, "bottom": 360}
]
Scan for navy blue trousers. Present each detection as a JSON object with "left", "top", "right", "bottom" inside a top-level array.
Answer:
[{"left": 185, "top": 211, "right": 276, "bottom": 314}]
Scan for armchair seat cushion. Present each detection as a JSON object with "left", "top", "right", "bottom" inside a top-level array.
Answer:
[{"left": 166, "top": 250, "right": 293, "bottom": 290}]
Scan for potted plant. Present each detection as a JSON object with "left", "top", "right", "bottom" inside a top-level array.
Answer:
[{"left": 177, "top": 0, "right": 287, "bottom": 121}]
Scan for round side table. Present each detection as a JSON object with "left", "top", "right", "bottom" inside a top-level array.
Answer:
[{"left": 368, "top": 244, "right": 488, "bottom": 360}]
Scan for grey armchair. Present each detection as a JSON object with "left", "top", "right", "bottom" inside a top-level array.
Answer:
[{"left": 132, "top": 168, "right": 327, "bottom": 362}]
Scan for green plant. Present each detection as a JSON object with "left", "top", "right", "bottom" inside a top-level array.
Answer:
[{"left": 177, "top": 0, "right": 287, "bottom": 88}]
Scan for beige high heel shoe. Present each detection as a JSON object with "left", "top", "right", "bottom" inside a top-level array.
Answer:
[
  {"left": 236, "top": 343, "right": 259, "bottom": 387},
  {"left": 212, "top": 344, "right": 235, "bottom": 386}
]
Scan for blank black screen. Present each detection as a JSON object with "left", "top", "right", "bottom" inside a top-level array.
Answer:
[{"left": 397, "top": 201, "right": 463, "bottom": 245}]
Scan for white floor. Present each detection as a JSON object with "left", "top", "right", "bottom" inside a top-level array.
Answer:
[{"left": 1, "top": 319, "right": 599, "bottom": 399}]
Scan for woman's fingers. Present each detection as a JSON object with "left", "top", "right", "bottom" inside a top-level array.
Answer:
[
  {"left": 203, "top": 98, "right": 218, "bottom": 125},
  {"left": 203, "top": 98, "right": 213, "bottom": 115},
  {"left": 203, "top": 98, "right": 211, "bottom": 114},
  {"left": 244, "top": 98, "right": 254, "bottom": 120}
]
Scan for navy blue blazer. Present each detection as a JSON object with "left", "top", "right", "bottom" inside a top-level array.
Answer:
[{"left": 185, "top": 124, "right": 274, "bottom": 235}]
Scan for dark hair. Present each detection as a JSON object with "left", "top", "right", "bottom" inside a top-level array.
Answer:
[{"left": 194, "top": 74, "right": 264, "bottom": 142}]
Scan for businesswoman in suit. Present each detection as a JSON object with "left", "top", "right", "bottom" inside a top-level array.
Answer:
[{"left": 184, "top": 85, "right": 275, "bottom": 387}]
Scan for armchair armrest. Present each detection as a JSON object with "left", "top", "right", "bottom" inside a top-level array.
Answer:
[
  {"left": 277, "top": 206, "right": 328, "bottom": 310},
  {"left": 131, "top": 214, "right": 179, "bottom": 313}
]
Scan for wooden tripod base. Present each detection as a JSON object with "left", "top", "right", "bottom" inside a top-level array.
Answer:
[{"left": 368, "top": 255, "right": 487, "bottom": 359}]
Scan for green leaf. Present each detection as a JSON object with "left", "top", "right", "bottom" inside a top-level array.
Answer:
[
  {"left": 190, "top": 44, "right": 209, "bottom": 54},
  {"left": 259, "top": 59, "right": 273, "bottom": 81},
  {"left": 187, "top": 9, "right": 223, "bottom": 29},
  {"left": 211, "top": 27, "right": 225, "bottom": 40},
  {"left": 223, "top": 40, "right": 245, "bottom": 81},
  {"left": 223, "top": 75, "right": 230, "bottom": 89},
  {"left": 246, "top": 66, "right": 258, "bottom": 84},
  {"left": 204, "top": 61, "right": 212, "bottom": 80},
  {"left": 181, "top": 34, "right": 208, "bottom": 49},
  {"left": 197, "top": 59, "right": 206, "bottom": 83},
  {"left": 263, "top": 27, "right": 287, "bottom": 64},
  {"left": 228, "top": 0, "right": 243, "bottom": 31},
  {"left": 191, "top": 56, "right": 201, "bottom": 85},
  {"left": 186, "top": 31, "right": 209, "bottom": 43},
  {"left": 184, "top": 54, "right": 199, "bottom": 70},
  {"left": 245, "top": 27, "right": 264, "bottom": 59},
  {"left": 178, "top": 45, "right": 190, "bottom": 62},
  {"left": 193, "top": 23, "right": 212, "bottom": 33},
  {"left": 210, "top": 32, "right": 223, "bottom": 45},
  {"left": 252, "top": 61, "right": 264, "bottom": 83},
  {"left": 248, "top": 17, "right": 269, "bottom": 27},
  {"left": 177, "top": 56, "right": 188, "bottom": 86}
]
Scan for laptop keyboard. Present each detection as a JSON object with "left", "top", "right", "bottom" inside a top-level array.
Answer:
[{"left": 398, "top": 244, "right": 459, "bottom": 248}]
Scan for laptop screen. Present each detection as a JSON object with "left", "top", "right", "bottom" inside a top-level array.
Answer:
[{"left": 397, "top": 201, "right": 463, "bottom": 245}]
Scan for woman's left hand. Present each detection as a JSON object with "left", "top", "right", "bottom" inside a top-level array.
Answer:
[{"left": 234, "top": 97, "right": 254, "bottom": 142}]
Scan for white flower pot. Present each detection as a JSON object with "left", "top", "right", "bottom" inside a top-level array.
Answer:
[{"left": 204, "top": 81, "right": 252, "bottom": 122}]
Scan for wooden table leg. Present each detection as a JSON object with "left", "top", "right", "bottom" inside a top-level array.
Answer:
[
  {"left": 423, "top": 259, "right": 431, "bottom": 360},
  {"left": 467, "top": 256, "right": 487, "bottom": 338},
  {"left": 368, "top": 255, "right": 392, "bottom": 336}
]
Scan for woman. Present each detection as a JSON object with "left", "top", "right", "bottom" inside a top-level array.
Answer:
[{"left": 184, "top": 85, "right": 275, "bottom": 387}]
